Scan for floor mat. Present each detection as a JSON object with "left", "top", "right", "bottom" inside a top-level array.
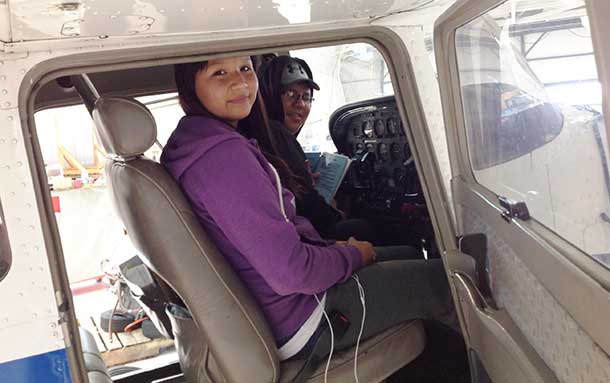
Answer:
[{"left": 387, "top": 320, "right": 470, "bottom": 383}]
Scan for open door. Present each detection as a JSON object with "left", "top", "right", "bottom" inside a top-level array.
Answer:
[{"left": 435, "top": 0, "right": 610, "bottom": 381}]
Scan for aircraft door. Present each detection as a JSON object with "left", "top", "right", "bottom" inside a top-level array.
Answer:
[{"left": 435, "top": 0, "right": 610, "bottom": 382}]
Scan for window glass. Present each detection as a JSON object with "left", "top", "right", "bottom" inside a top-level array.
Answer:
[
  {"left": 456, "top": 0, "right": 610, "bottom": 264},
  {"left": 34, "top": 95, "right": 183, "bottom": 281},
  {"left": 0, "top": 202, "right": 11, "bottom": 281},
  {"left": 291, "top": 43, "right": 393, "bottom": 152}
]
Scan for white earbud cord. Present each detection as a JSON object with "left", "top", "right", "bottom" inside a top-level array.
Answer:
[
  {"left": 352, "top": 274, "right": 366, "bottom": 383},
  {"left": 315, "top": 294, "right": 334, "bottom": 383}
]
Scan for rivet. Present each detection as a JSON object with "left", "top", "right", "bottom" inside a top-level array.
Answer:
[
  {"left": 15, "top": 217, "right": 21, "bottom": 222},
  {"left": 110, "top": 15, "right": 117, "bottom": 19},
  {"left": 32, "top": 313, "right": 38, "bottom": 319},
  {"left": 34, "top": 245, "right": 40, "bottom": 251},
  {"left": 21, "top": 182, "right": 26, "bottom": 187},
  {"left": 4, "top": 102, "right": 10, "bottom": 107},
  {"left": 50, "top": 322, "right": 57, "bottom": 329},
  {"left": 4, "top": 165, "right": 10, "bottom": 170},
  {"left": 53, "top": 331, "right": 58, "bottom": 337},
  {"left": 98, "top": 34, "right": 108, "bottom": 39},
  {"left": 7, "top": 115, "right": 13, "bottom": 121},
  {"left": 180, "top": 8, "right": 185, "bottom": 12},
  {"left": 25, "top": 202, "right": 32, "bottom": 208},
  {"left": 20, "top": 69, "right": 25, "bottom": 74},
  {"left": 0, "top": 139, "right": 4, "bottom": 144},
  {"left": 2, "top": 89, "right": 8, "bottom": 95},
  {"left": 29, "top": 225, "right": 35, "bottom": 230},
  {"left": 2, "top": 318, "right": 7, "bottom": 323},
  {"left": 17, "top": 292, "right": 23, "bottom": 297},
  {"left": 220, "top": 7, "right": 224, "bottom": 11},
  {"left": 0, "top": 75, "right": 5, "bottom": 80},
  {"left": 160, "top": 9, "right": 165, "bottom": 13},
  {"left": 39, "top": 266, "right": 44, "bottom": 271},
  {"left": 11, "top": 138, "right": 17, "bottom": 144},
  {"left": 17, "top": 161, "right": 23, "bottom": 167}
]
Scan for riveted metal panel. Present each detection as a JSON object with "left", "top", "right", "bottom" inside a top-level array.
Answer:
[{"left": 0, "top": 52, "right": 64, "bottom": 364}]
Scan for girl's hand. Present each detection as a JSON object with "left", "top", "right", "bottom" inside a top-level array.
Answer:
[
  {"left": 305, "top": 160, "right": 321, "bottom": 185},
  {"left": 347, "top": 237, "right": 376, "bottom": 266}
]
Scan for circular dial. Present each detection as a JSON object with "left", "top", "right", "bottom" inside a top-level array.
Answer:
[
  {"left": 362, "top": 121, "right": 374, "bottom": 138},
  {"left": 374, "top": 119, "right": 385, "bottom": 137},
  {"left": 378, "top": 143, "right": 389, "bottom": 160},
  {"left": 387, "top": 118, "right": 399, "bottom": 136},
  {"left": 403, "top": 144, "right": 411, "bottom": 160},
  {"left": 391, "top": 143, "right": 402, "bottom": 160}
]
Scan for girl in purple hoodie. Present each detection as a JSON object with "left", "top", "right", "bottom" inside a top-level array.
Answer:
[{"left": 161, "top": 56, "right": 456, "bottom": 362}]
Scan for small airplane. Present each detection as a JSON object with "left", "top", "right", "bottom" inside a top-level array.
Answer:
[{"left": 1, "top": 0, "right": 610, "bottom": 382}]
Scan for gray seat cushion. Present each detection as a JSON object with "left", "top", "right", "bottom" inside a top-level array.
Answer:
[
  {"left": 280, "top": 320, "right": 425, "bottom": 383},
  {"left": 79, "top": 327, "right": 112, "bottom": 383}
]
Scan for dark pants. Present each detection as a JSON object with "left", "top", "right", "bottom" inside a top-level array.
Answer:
[{"left": 293, "top": 248, "right": 455, "bottom": 358}]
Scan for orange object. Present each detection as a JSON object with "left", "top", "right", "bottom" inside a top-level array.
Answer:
[{"left": 124, "top": 317, "right": 149, "bottom": 332}]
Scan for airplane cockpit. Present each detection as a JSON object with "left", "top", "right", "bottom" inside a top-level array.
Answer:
[
  {"left": 30, "top": 41, "right": 462, "bottom": 382},
  {"left": 5, "top": 0, "right": 609, "bottom": 382}
]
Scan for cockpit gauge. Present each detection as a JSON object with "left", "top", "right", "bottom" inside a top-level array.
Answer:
[
  {"left": 390, "top": 143, "right": 402, "bottom": 160},
  {"left": 374, "top": 119, "right": 385, "bottom": 137},
  {"left": 378, "top": 143, "right": 389, "bottom": 160},
  {"left": 363, "top": 121, "right": 374, "bottom": 138},
  {"left": 387, "top": 118, "right": 399, "bottom": 136},
  {"left": 403, "top": 144, "right": 411, "bottom": 161}
]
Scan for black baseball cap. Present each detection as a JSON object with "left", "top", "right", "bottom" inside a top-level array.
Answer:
[{"left": 280, "top": 60, "right": 320, "bottom": 90}]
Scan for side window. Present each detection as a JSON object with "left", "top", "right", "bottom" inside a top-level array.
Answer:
[
  {"left": 455, "top": 1, "right": 610, "bottom": 264},
  {"left": 0, "top": 201, "right": 11, "bottom": 281}
]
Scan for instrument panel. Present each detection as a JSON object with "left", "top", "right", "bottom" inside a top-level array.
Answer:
[{"left": 329, "top": 96, "right": 424, "bottom": 216}]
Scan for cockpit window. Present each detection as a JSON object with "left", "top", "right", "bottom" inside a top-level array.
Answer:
[{"left": 0, "top": 201, "right": 11, "bottom": 281}]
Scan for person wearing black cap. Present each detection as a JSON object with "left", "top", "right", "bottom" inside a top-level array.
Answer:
[{"left": 258, "top": 55, "right": 379, "bottom": 242}]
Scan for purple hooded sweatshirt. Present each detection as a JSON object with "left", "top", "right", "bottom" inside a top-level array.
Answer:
[{"left": 160, "top": 115, "right": 362, "bottom": 343}]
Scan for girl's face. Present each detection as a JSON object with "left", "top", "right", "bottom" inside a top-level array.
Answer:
[
  {"left": 281, "top": 82, "right": 312, "bottom": 134},
  {"left": 194, "top": 57, "right": 258, "bottom": 127}
]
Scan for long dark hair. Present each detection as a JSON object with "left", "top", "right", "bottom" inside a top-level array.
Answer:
[
  {"left": 173, "top": 59, "right": 302, "bottom": 196},
  {"left": 257, "top": 55, "right": 316, "bottom": 127}
]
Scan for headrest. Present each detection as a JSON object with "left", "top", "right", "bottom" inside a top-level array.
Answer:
[{"left": 92, "top": 97, "right": 157, "bottom": 158}]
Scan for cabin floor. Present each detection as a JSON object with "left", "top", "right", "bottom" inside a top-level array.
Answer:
[{"left": 388, "top": 320, "right": 470, "bottom": 383}]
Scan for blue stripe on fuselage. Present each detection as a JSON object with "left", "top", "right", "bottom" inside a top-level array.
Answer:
[{"left": 0, "top": 348, "right": 71, "bottom": 382}]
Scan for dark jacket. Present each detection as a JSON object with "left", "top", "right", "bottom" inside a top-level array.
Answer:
[{"left": 269, "top": 120, "right": 343, "bottom": 234}]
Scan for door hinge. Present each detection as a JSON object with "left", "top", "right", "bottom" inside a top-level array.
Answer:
[{"left": 499, "top": 196, "right": 530, "bottom": 222}]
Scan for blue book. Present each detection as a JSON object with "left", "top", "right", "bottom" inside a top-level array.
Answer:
[{"left": 305, "top": 152, "right": 352, "bottom": 204}]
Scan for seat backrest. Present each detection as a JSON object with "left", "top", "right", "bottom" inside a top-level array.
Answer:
[{"left": 92, "top": 97, "right": 280, "bottom": 382}]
